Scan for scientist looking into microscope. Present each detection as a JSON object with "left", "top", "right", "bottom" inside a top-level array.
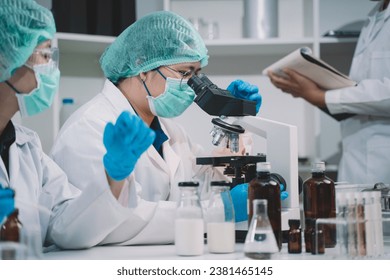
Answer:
[
  {"left": 0, "top": 0, "right": 143, "bottom": 251},
  {"left": 268, "top": 0, "right": 390, "bottom": 184},
  {"left": 51, "top": 11, "right": 263, "bottom": 245}
]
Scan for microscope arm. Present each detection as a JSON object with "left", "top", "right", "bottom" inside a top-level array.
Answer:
[{"left": 232, "top": 116, "right": 300, "bottom": 230}]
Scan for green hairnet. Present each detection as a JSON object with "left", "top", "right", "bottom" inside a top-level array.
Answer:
[
  {"left": 0, "top": 0, "right": 55, "bottom": 82},
  {"left": 100, "top": 11, "right": 209, "bottom": 83}
]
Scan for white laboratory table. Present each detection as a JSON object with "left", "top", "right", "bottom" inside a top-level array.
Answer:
[{"left": 43, "top": 243, "right": 390, "bottom": 260}]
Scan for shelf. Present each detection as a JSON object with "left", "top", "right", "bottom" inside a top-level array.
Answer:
[
  {"left": 56, "top": 32, "right": 115, "bottom": 55},
  {"left": 319, "top": 37, "right": 359, "bottom": 44},
  {"left": 205, "top": 38, "right": 314, "bottom": 56},
  {"left": 56, "top": 32, "right": 315, "bottom": 57}
]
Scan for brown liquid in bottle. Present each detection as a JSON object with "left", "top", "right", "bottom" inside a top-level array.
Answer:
[
  {"left": 1, "top": 209, "right": 23, "bottom": 260},
  {"left": 304, "top": 218, "right": 313, "bottom": 252},
  {"left": 248, "top": 162, "right": 282, "bottom": 250},
  {"left": 288, "top": 219, "right": 302, "bottom": 254},
  {"left": 303, "top": 162, "right": 336, "bottom": 248}
]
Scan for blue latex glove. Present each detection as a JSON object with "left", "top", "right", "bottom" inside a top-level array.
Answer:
[
  {"left": 0, "top": 185, "right": 15, "bottom": 222},
  {"left": 230, "top": 183, "right": 249, "bottom": 222},
  {"left": 103, "top": 111, "right": 156, "bottom": 181},
  {"left": 227, "top": 79, "right": 262, "bottom": 114},
  {"left": 230, "top": 183, "right": 289, "bottom": 222},
  {"left": 279, "top": 184, "right": 289, "bottom": 201}
]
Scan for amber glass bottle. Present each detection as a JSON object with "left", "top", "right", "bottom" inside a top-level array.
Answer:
[
  {"left": 1, "top": 209, "right": 22, "bottom": 241},
  {"left": 303, "top": 162, "right": 336, "bottom": 248},
  {"left": 248, "top": 162, "right": 281, "bottom": 250},
  {"left": 288, "top": 219, "right": 302, "bottom": 253},
  {"left": 1, "top": 208, "right": 23, "bottom": 259},
  {"left": 304, "top": 218, "right": 313, "bottom": 253}
]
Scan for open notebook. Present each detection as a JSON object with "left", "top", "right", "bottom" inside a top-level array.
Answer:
[
  {"left": 262, "top": 47, "right": 357, "bottom": 90},
  {"left": 263, "top": 47, "right": 357, "bottom": 121}
]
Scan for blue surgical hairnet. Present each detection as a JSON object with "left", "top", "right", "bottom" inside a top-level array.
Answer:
[
  {"left": 0, "top": 0, "right": 56, "bottom": 82},
  {"left": 100, "top": 11, "right": 209, "bottom": 83}
]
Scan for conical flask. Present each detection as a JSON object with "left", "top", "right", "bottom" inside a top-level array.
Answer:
[{"left": 244, "top": 199, "right": 279, "bottom": 259}]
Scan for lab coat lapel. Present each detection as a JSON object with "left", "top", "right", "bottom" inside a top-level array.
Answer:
[
  {"left": 357, "top": 3, "right": 390, "bottom": 54},
  {"left": 144, "top": 134, "right": 180, "bottom": 183},
  {"left": 162, "top": 141, "right": 180, "bottom": 181},
  {"left": 146, "top": 146, "right": 170, "bottom": 175},
  {"left": 158, "top": 120, "right": 180, "bottom": 179},
  {"left": 0, "top": 157, "right": 9, "bottom": 187},
  {"left": 7, "top": 144, "right": 19, "bottom": 190}
]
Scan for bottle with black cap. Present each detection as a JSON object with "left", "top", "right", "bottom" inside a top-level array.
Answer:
[{"left": 175, "top": 181, "right": 204, "bottom": 256}]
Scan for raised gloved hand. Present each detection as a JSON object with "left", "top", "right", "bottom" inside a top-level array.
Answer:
[
  {"left": 227, "top": 79, "right": 262, "bottom": 114},
  {"left": 230, "top": 183, "right": 289, "bottom": 222},
  {"left": 103, "top": 111, "right": 156, "bottom": 181},
  {"left": 0, "top": 185, "right": 15, "bottom": 222}
]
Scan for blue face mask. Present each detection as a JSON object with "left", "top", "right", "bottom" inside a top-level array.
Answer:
[
  {"left": 144, "top": 70, "right": 195, "bottom": 118},
  {"left": 15, "top": 62, "right": 60, "bottom": 117}
]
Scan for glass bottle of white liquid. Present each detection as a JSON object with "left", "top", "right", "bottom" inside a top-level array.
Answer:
[
  {"left": 175, "top": 181, "right": 204, "bottom": 256},
  {"left": 206, "top": 181, "right": 235, "bottom": 253}
]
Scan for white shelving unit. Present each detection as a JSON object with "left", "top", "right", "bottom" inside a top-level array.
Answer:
[{"left": 22, "top": 0, "right": 375, "bottom": 161}]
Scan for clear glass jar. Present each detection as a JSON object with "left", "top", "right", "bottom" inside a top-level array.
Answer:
[
  {"left": 206, "top": 181, "right": 235, "bottom": 253},
  {"left": 175, "top": 181, "right": 204, "bottom": 256}
]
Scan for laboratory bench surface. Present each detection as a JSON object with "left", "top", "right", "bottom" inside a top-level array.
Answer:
[{"left": 43, "top": 243, "right": 390, "bottom": 260}]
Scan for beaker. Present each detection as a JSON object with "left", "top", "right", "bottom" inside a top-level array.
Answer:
[
  {"left": 206, "top": 181, "right": 235, "bottom": 253},
  {"left": 244, "top": 199, "right": 279, "bottom": 259}
]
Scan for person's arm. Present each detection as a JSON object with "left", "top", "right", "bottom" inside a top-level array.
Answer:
[
  {"left": 106, "top": 174, "right": 125, "bottom": 199},
  {"left": 103, "top": 111, "right": 156, "bottom": 189},
  {"left": 325, "top": 78, "right": 390, "bottom": 117},
  {"left": 268, "top": 68, "right": 326, "bottom": 108}
]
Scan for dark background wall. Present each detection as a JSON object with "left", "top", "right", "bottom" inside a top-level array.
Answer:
[{"left": 51, "top": 0, "right": 136, "bottom": 36}]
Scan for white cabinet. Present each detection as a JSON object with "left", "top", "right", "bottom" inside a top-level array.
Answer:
[{"left": 23, "top": 0, "right": 374, "bottom": 161}]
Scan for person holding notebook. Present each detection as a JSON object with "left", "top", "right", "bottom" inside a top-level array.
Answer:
[{"left": 267, "top": 0, "right": 390, "bottom": 184}]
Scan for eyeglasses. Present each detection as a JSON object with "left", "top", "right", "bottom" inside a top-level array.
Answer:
[
  {"left": 26, "top": 47, "right": 59, "bottom": 68},
  {"left": 164, "top": 66, "right": 196, "bottom": 89}
]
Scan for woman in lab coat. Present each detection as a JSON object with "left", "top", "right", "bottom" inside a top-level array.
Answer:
[
  {"left": 268, "top": 0, "right": 390, "bottom": 184},
  {"left": 51, "top": 11, "right": 262, "bottom": 244},
  {"left": 0, "top": 0, "right": 150, "bottom": 251}
]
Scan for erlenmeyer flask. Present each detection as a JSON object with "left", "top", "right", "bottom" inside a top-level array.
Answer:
[{"left": 244, "top": 199, "right": 278, "bottom": 259}]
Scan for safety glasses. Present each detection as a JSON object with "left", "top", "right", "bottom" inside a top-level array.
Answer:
[
  {"left": 164, "top": 66, "right": 196, "bottom": 89},
  {"left": 25, "top": 47, "right": 59, "bottom": 73}
]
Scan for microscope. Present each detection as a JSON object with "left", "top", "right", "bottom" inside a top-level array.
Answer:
[{"left": 188, "top": 74, "right": 300, "bottom": 240}]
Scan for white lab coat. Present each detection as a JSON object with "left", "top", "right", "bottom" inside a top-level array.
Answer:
[
  {"left": 0, "top": 124, "right": 145, "bottom": 250},
  {"left": 51, "top": 79, "right": 225, "bottom": 245},
  {"left": 325, "top": 2, "right": 390, "bottom": 184}
]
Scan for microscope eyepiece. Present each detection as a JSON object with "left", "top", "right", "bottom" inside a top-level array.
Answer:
[
  {"left": 187, "top": 73, "right": 215, "bottom": 94},
  {"left": 188, "top": 73, "right": 257, "bottom": 116}
]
